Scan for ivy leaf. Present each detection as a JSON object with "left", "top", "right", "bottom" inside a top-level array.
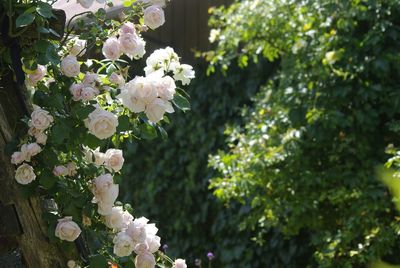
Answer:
[
  {"left": 172, "top": 93, "right": 191, "bottom": 112},
  {"left": 36, "top": 2, "right": 53, "bottom": 18},
  {"left": 89, "top": 255, "right": 108, "bottom": 268},
  {"left": 16, "top": 13, "right": 35, "bottom": 28}
]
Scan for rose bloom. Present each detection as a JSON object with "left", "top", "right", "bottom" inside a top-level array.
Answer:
[
  {"left": 66, "top": 162, "right": 77, "bottom": 176},
  {"left": 85, "top": 108, "right": 118, "bottom": 140},
  {"left": 30, "top": 107, "right": 54, "bottom": 130},
  {"left": 104, "top": 206, "right": 133, "bottom": 230},
  {"left": 144, "top": 5, "right": 165, "bottom": 30},
  {"left": 173, "top": 64, "right": 195, "bottom": 85},
  {"left": 145, "top": 98, "right": 174, "bottom": 123},
  {"left": 104, "top": 149, "right": 124, "bottom": 172},
  {"left": 69, "top": 83, "right": 84, "bottom": 101},
  {"left": 35, "top": 132, "right": 47, "bottom": 145},
  {"left": 53, "top": 165, "right": 69, "bottom": 176},
  {"left": 144, "top": 47, "right": 178, "bottom": 75},
  {"left": 11, "top": 151, "right": 24, "bottom": 165},
  {"left": 15, "top": 163, "right": 36, "bottom": 185},
  {"left": 82, "top": 72, "right": 100, "bottom": 86},
  {"left": 133, "top": 234, "right": 160, "bottom": 254},
  {"left": 69, "top": 37, "right": 87, "bottom": 56},
  {"left": 55, "top": 217, "right": 81, "bottom": 242},
  {"left": 80, "top": 86, "right": 99, "bottom": 101},
  {"left": 119, "top": 22, "right": 136, "bottom": 35},
  {"left": 126, "top": 217, "right": 158, "bottom": 243},
  {"left": 119, "top": 33, "right": 146, "bottom": 59},
  {"left": 102, "top": 37, "right": 122, "bottom": 61},
  {"left": 135, "top": 252, "right": 156, "bottom": 268},
  {"left": 61, "top": 55, "right": 80, "bottom": 77},
  {"left": 92, "top": 174, "right": 119, "bottom": 207},
  {"left": 155, "top": 75, "right": 176, "bottom": 101},
  {"left": 174, "top": 259, "right": 187, "bottom": 268},
  {"left": 113, "top": 232, "right": 135, "bottom": 257},
  {"left": 109, "top": 72, "right": 125, "bottom": 88},
  {"left": 27, "top": 65, "right": 46, "bottom": 87},
  {"left": 21, "top": 143, "right": 42, "bottom": 162}
]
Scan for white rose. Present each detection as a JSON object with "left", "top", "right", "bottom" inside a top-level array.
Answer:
[
  {"left": 135, "top": 252, "right": 156, "bottom": 268},
  {"left": 144, "top": 5, "right": 165, "bottom": 30},
  {"left": 69, "top": 83, "right": 84, "bottom": 101},
  {"left": 146, "top": 234, "right": 161, "bottom": 253},
  {"left": 102, "top": 37, "right": 122, "bottom": 61},
  {"left": 69, "top": 37, "right": 87, "bottom": 56},
  {"left": 92, "top": 174, "right": 119, "bottom": 205},
  {"left": 85, "top": 147, "right": 105, "bottom": 166},
  {"left": 119, "top": 22, "right": 136, "bottom": 35},
  {"left": 53, "top": 165, "right": 69, "bottom": 176},
  {"left": 113, "top": 232, "right": 135, "bottom": 257},
  {"left": 97, "top": 202, "right": 114, "bottom": 216},
  {"left": 11, "top": 151, "right": 25, "bottom": 165},
  {"left": 145, "top": 98, "right": 173, "bottom": 123},
  {"left": 173, "top": 259, "right": 187, "bottom": 268},
  {"left": 109, "top": 72, "right": 125, "bottom": 88},
  {"left": 119, "top": 33, "right": 146, "bottom": 59},
  {"left": 81, "top": 86, "right": 99, "bottom": 101},
  {"left": 86, "top": 108, "right": 118, "bottom": 140},
  {"left": 118, "top": 76, "right": 157, "bottom": 113},
  {"left": 105, "top": 206, "right": 133, "bottom": 230},
  {"left": 27, "top": 65, "right": 46, "bottom": 87},
  {"left": 61, "top": 55, "right": 80, "bottom": 77},
  {"left": 21, "top": 143, "right": 42, "bottom": 162},
  {"left": 30, "top": 107, "right": 54, "bottom": 130},
  {"left": 66, "top": 162, "right": 77, "bottom": 176},
  {"left": 55, "top": 216, "right": 81, "bottom": 242},
  {"left": 83, "top": 72, "right": 100, "bottom": 86},
  {"left": 77, "top": 0, "right": 94, "bottom": 8},
  {"left": 173, "top": 64, "right": 195, "bottom": 85},
  {"left": 15, "top": 164, "right": 36, "bottom": 184},
  {"left": 155, "top": 75, "right": 176, "bottom": 100},
  {"left": 35, "top": 132, "right": 48, "bottom": 145},
  {"left": 104, "top": 149, "right": 124, "bottom": 172},
  {"left": 144, "top": 47, "right": 178, "bottom": 75}
]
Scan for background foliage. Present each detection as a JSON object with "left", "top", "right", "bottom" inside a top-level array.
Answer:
[{"left": 207, "top": 0, "right": 400, "bottom": 267}]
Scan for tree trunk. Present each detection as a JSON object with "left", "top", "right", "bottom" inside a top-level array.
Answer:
[{"left": 0, "top": 71, "right": 72, "bottom": 268}]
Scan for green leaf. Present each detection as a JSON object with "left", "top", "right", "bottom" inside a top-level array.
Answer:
[
  {"left": 16, "top": 13, "right": 35, "bottom": 28},
  {"left": 139, "top": 123, "right": 157, "bottom": 140},
  {"left": 36, "top": 2, "right": 53, "bottom": 18},
  {"left": 89, "top": 255, "right": 108, "bottom": 268},
  {"left": 117, "top": 115, "right": 131, "bottom": 132},
  {"left": 73, "top": 104, "right": 96, "bottom": 120},
  {"left": 50, "top": 123, "right": 70, "bottom": 145},
  {"left": 172, "top": 93, "right": 191, "bottom": 112},
  {"left": 39, "top": 171, "right": 56, "bottom": 190}
]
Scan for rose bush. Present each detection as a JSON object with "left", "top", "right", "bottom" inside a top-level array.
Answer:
[{"left": 1, "top": 0, "right": 193, "bottom": 267}]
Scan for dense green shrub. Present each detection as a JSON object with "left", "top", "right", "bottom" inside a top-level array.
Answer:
[
  {"left": 208, "top": 0, "right": 400, "bottom": 267},
  {"left": 120, "top": 62, "right": 315, "bottom": 267}
]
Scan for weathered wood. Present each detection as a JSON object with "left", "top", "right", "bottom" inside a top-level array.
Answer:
[{"left": 0, "top": 71, "right": 74, "bottom": 268}]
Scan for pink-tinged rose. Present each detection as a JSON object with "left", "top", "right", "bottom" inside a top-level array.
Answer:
[
  {"left": 119, "top": 33, "right": 146, "bottom": 59},
  {"left": 21, "top": 143, "right": 42, "bottom": 162},
  {"left": 69, "top": 37, "right": 87, "bottom": 56},
  {"left": 55, "top": 216, "right": 81, "bottom": 242},
  {"left": 27, "top": 65, "right": 46, "bottom": 87},
  {"left": 135, "top": 252, "right": 156, "bottom": 268},
  {"left": 35, "top": 132, "right": 47, "bottom": 145},
  {"left": 109, "top": 72, "right": 125, "bottom": 88},
  {"left": 145, "top": 98, "right": 174, "bottom": 123},
  {"left": 82, "top": 72, "right": 100, "bottom": 86},
  {"left": 173, "top": 259, "right": 187, "bottom": 268},
  {"left": 102, "top": 37, "right": 122, "bottom": 61},
  {"left": 92, "top": 174, "right": 119, "bottom": 214},
  {"left": 69, "top": 83, "right": 84, "bottom": 101},
  {"left": 155, "top": 75, "right": 176, "bottom": 100},
  {"left": 30, "top": 107, "right": 53, "bottom": 130},
  {"left": 144, "top": 5, "right": 165, "bottom": 30},
  {"left": 119, "top": 22, "right": 136, "bottom": 35},
  {"left": 104, "top": 206, "right": 133, "bottom": 230},
  {"left": 61, "top": 55, "right": 80, "bottom": 77},
  {"left": 104, "top": 149, "right": 124, "bottom": 172},
  {"left": 66, "top": 162, "right": 77, "bottom": 176},
  {"left": 81, "top": 86, "right": 99, "bottom": 101},
  {"left": 11, "top": 152, "right": 24, "bottom": 165},
  {"left": 15, "top": 163, "right": 36, "bottom": 185},
  {"left": 53, "top": 165, "right": 69, "bottom": 176},
  {"left": 85, "top": 108, "right": 118, "bottom": 140}
]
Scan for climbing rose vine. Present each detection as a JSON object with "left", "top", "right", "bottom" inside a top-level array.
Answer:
[{"left": 5, "top": 0, "right": 193, "bottom": 267}]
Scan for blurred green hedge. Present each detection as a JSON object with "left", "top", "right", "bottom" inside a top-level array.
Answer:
[{"left": 208, "top": 0, "right": 400, "bottom": 267}]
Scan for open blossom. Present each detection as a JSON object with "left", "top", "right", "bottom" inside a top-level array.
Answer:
[
  {"left": 69, "top": 37, "right": 87, "bottom": 56},
  {"left": 119, "top": 22, "right": 136, "bottom": 35},
  {"left": 109, "top": 72, "right": 125, "bottom": 88},
  {"left": 55, "top": 217, "right": 81, "bottom": 242},
  {"left": 30, "top": 107, "right": 53, "bottom": 130},
  {"left": 118, "top": 76, "right": 157, "bottom": 113},
  {"left": 15, "top": 164, "right": 36, "bottom": 184},
  {"left": 27, "top": 65, "right": 46, "bottom": 87},
  {"left": 135, "top": 252, "right": 156, "bottom": 268},
  {"left": 119, "top": 33, "right": 146, "bottom": 59},
  {"left": 85, "top": 108, "right": 118, "bottom": 140},
  {"left": 173, "top": 64, "right": 195, "bottom": 85},
  {"left": 66, "top": 162, "right": 77, "bottom": 176},
  {"left": 155, "top": 75, "right": 176, "bottom": 101},
  {"left": 21, "top": 143, "right": 42, "bottom": 162},
  {"left": 81, "top": 86, "right": 99, "bottom": 101},
  {"left": 102, "top": 37, "right": 122, "bottom": 61},
  {"left": 113, "top": 232, "right": 135, "bottom": 257},
  {"left": 105, "top": 206, "right": 133, "bottom": 230},
  {"left": 69, "top": 83, "right": 84, "bottom": 101},
  {"left": 35, "top": 132, "right": 47, "bottom": 145},
  {"left": 53, "top": 165, "right": 69, "bottom": 176},
  {"left": 85, "top": 147, "right": 106, "bottom": 166},
  {"left": 61, "top": 55, "right": 80, "bottom": 77},
  {"left": 126, "top": 217, "right": 158, "bottom": 244},
  {"left": 83, "top": 72, "right": 100, "bottom": 86},
  {"left": 104, "top": 149, "right": 124, "bottom": 172},
  {"left": 174, "top": 259, "right": 187, "bottom": 268},
  {"left": 11, "top": 152, "right": 24, "bottom": 165},
  {"left": 92, "top": 174, "right": 119, "bottom": 215},
  {"left": 146, "top": 98, "right": 174, "bottom": 123},
  {"left": 144, "top": 47, "right": 178, "bottom": 75},
  {"left": 144, "top": 5, "right": 165, "bottom": 30}
]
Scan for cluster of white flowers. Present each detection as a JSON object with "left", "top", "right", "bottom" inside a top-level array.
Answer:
[
  {"left": 11, "top": 106, "right": 54, "bottom": 184},
  {"left": 103, "top": 22, "right": 146, "bottom": 61},
  {"left": 85, "top": 147, "right": 125, "bottom": 172},
  {"left": 53, "top": 162, "right": 77, "bottom": 177},
  {"left": 69, "top": 72, "right": 101, "bottom": 101}
]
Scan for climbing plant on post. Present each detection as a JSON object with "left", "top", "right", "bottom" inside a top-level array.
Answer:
[{"left": 0, "top": 0, "right": 193, "bottom": 267}]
